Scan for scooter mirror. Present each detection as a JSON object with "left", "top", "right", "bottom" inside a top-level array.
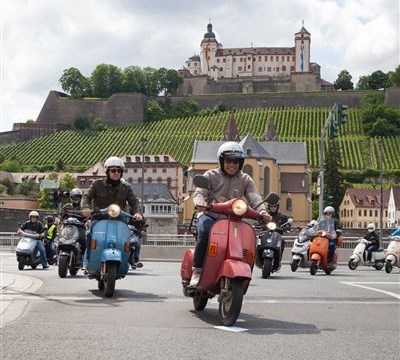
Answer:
[
  {"left": 287, "top": 218, "right": 293, "bottom": 224},
  {"left": 193, "top": 175, "right": 209, "bottom": 189}
]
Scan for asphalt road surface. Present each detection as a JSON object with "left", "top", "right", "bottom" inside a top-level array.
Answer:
[{"left": 1, "top": 252, "right": 399, "bottom": 360}]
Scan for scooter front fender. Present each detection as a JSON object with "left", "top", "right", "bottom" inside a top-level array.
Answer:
[
  {"left": 311, "top": 253, "right": 322, "bottom": 262},
  {"left": 386, "top": 254, "right": 397, "bottom": 264},
  {"left": 217, "top": 259, "right": 252, "bottom": 295},
  {"left": 292, "top": 254, "right": 303, "bottom": 261},
  {"left": 349, "top": 254, "right": 361, "bottom": 262},
  {"left": 101, "top": 248, "right": 121, "bottom": 263}
]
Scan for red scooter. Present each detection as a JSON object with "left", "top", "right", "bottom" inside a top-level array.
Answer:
[{"left": 181, "top": 175, "right": 268, "bottom": 326}]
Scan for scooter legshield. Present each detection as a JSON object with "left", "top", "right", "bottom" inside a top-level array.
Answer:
[{"left": 199, "top": 219, "right": 255, "bottom": 291}]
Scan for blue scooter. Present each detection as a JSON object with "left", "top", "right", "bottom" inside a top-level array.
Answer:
[{"left": 86, "top": 204, "right": 131, "bottom": 297}]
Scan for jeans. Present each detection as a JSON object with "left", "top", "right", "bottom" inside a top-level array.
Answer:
[
  {"left": 134, "top": 237, "right": 142, "bottom": 262},
  {"left": 366, "top": 245, "right": 379, "bottom": 261},
  {"left": 36, "top": 240, "right": 48, "bottom": 266},
  {"left": 45, "top": 241, "right": 56, "bottom": 261},
  {"left": 327, "top": 238, "right": 336, "bottom": 263},
  {"left": 193, "top": 215, "right": 214, "bottom": 269}
]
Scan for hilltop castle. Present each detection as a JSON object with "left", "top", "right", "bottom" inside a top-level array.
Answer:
[{"left": 177, "top": 23, "right": 333, "bottom": 95}]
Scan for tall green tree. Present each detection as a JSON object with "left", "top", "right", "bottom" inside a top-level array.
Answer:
[
  {"left": 334, "top": 70, "right": 354, "bottom": 90},
  {"left": 91, "top": 64, "right": 123, "bottom": 98},
  {"left": 324, "top": 140, "right": 346, "bottom": 216},
  {"left": 59, "top": 67, "right": 92, "bottom": 98},
  {"left": 389, "top": 65, "right": 400, "bottom": 87}
]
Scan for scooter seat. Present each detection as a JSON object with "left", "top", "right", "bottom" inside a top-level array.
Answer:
[{"left": 375, "top": 248, "right": 384, "bottom": 252}]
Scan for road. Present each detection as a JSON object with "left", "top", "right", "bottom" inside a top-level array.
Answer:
[{"left": 0, "top": 252, "right": 399, "bottom": 360}]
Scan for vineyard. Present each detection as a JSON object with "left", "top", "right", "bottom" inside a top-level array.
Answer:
[{"left": 1, "top": 107, "right": 400, "bottom": 172}]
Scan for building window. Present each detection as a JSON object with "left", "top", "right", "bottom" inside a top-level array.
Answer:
[
  {"left": 133, "top": 169, "right": 138, "bottom": 173},
  {"left": 263, "top": 167, "right": 270, "bottom": 196},
  {"left": 157, "top": 177, "right": 162, "bottom": 183},
  {"left": 163, "top": 156, "right": 169, "bottom": 162},
  {"left": 281, "top": 56, "right": 284, "bottom": 61},
  {"left": 126, "top": 156, "right": 131, "bottom": 162},
  {"left": 135, "top": 156, "right": 140, "bottom": 162},
  {"left": 167, "top": 177, "right": 172, "bottom": 187},
  {"left": 238, "top": 66, "right": 242, "bottom": 71},
  {"left": 243, "top": 164, "right": 253, "bottom": 177},
  {"left": 258, "top": 56, "right": 261, "bottom": 61},
  {"left": 223, "top": 58, "right": 226, "bottom": 63},
  {"left": 258, "top": 67, "right": 262, "bottom": 72},
  {"left": 276, "top": 56, "right": 279, "bottom": 61},
  {"left": 233, "top": 58, "right": 236, "bottom": 62},
  {"left": 270, "top": 56, "right": 273, "bottom": 61},
  {"left": 194, "top": 70, "right": 197, "bottom": 74},
  {"left": 155, "top": 156, "right": 160, "bottom": 162},
  {"left": 267, "top": 67, "right": 271, "bottom": 72},
  {"left": 152, "top": 169, "right": 157, "bottom": 173},
  {"left": 364, "top": 209, "right": 367, "bottom": 216},
  {"left": 150, "top": 205, "right": 173, "bottom": 215},
  {"left": 287, "top": 56, "right": 290, "bottom": 62},
  {"left": 147, "top": 177, "right": 152, "bottom": 183},
  {"left": 282, "top": 65, "right": 286, "bottom": 71},
  {"left": 247, "top": 65, "right": 251, "bottom": 69},
  {"left": 217, "top": 59, "right": 220, "bottom": 63},
  {"left": 247, "top": 57, "right": 251, "bottom": 60},
  {"left": 145, "top": 156, "right": 150, "bottom": 162},
  {"left": 162, "top": 169, "right": 167, "bottom": 173},
  {"left": 286, "top": 198, "right": 292, "bottom": 211},
  {"left": 264, "top": 56, "right": 268, "bottom": 61},
  {"left": 358, "top": 210, "right": 362, "bottom": 216},
  {"left": 220, "top": 67, "right": 223, "bottom": 71}
]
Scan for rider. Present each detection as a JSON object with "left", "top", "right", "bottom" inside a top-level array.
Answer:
[
  {"left": 190, "top": 142, "right": 272, "bottom": 287},
  {"left": 322, "top": 206, "right": 342, "bottom": 265},
  {"left": 43, "top": 215, "right": 57, "bottom": 264},
  {"left": 81, "top": 156, "right": 143, "bottom": 264},
  {"left": 364, "top": 223, "right": 380, "bottom": 263},
  {"left": 266, "top": 200, "right": 291, "bottom": 265},
  {"left": 60, "top": 188, "right": 87, "bottom": 266},
  {"left": 17, "top": 211, "right": 48, "bottom": 269}
]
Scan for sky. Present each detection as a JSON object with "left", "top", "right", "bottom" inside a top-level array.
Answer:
[{"left": 0, "top": 0, "right": 399, "bottom": 132}]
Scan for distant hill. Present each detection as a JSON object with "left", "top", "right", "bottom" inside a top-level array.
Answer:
[{"left": 1, "top": 107, "right": 399, "bottom": 173}]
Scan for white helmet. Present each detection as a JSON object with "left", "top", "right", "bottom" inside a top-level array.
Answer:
[
  {"left": 217, "top": 142, "right": 245, "bottom": 173},
  {"left": 29, "top": 211, "right": 39, "bottom": 218},
  {"left": 104, "top": 156, "right": 125, "bottom": 172},
  {"left": 70, "top": 188, "right": 82, "bottom": 205},
  {"left": 323, "top": 206, "right": 335, "bottom": 215},
  {"left": 367, "top": 223, "right": 375, "bottom": 232},
  {"left": 308, "top": 220, "right": 318, "bottom": 227}
]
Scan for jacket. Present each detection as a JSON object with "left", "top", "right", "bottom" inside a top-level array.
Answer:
[
  {"left": 193, "top": 168, "right": 266, "bottom": 219},
  {"left": 81, "top": 178, "right": 140, "bottom": 217}
]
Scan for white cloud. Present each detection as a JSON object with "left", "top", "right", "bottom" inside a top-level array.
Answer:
[{"left": 1, "top": 0, "right": 399, "bottom": 132}]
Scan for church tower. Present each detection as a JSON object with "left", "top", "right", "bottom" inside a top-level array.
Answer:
[
  {"left": 294, "top": 23, "right": 311, "bottom": 72},
  {"left": 200, "top": 23, "right": 219, "bottom": 75}
]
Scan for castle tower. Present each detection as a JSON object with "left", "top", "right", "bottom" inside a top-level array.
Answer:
[
  {"left": 200, "top": 23, "right": 220, "bottom": 75},
  {"left": 294, "top": 23, "right": 311, "bottom": 72}
]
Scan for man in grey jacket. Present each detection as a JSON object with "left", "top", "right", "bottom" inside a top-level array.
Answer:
[{"left": 190, "top": 142, "right": 272, "bottom": 286}]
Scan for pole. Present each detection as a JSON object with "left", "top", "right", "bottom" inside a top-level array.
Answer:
[
  {"left": 318, "top": 105, "right": 336, "bottom": 216},
  {"left": 378, "top": 137, "right": 383, "bottom": 243},
  {"left": 141, "top": 137, "right": 148, "bottom": 214}
]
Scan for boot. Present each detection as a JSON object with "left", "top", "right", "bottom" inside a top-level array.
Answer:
[{"left": 189, "top": 267, "right": 202, "bottom": 287}]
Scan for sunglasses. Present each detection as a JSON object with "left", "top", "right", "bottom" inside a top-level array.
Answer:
[
  {"left": 224, "top": 158, "right": 240, "bottom": 164},
  {"left": 109, "top": 168, "right": 123, "bottom": 174},
  {"left": 324, "top": 212, "right": 333, "bottom": 216}
]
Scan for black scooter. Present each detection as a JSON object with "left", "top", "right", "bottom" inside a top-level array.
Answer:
[{"left": 255, "top": 218, "right": 292, "bottom": 278}]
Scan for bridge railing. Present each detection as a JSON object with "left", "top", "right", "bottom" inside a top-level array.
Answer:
[{"left": 0, "top": 232, "right": 391, "bottom": 252}]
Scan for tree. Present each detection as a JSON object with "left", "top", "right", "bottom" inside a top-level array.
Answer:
[
  {"left": 55, "top": 159, "right": 65, "bottom": 172},
  {"left": 73, "top": 115, "right": 91, "bottom": 131},
  {"left": 59, "top": 67, "right": 92, "bottom": 98},
  {"left": 389, "top": 65, "right": 400, "bottom": 87},
  {"left": 145, "top": 100, "right": 166, "bottom": 122},
  {"left": 16, "top": 179, "right": 38, "bottom": 196},
  {"left": 91, "top": 64, "right": 123, "bottom": 98},
  {"left": 157, "top": 68, "right": 183, "bottom": 95},
  {"left": 60, "top": 173, "right": 77, "bottom": 192},
  {"left": 334, "top": 70, "right": 354, "bottom": 90},
  {"left": 0, "top": 159, "right": 22, "bottom": 172},
  {"left": 122, "top": 66, "right": 146, "bottom": 93},
  {"left": 356, "top": 70, "right": 391, "bottom": 90},
  {"left": 324, "top": 141, "right": 346, "bottom": 215},
  {"left": 356, "top": 75, "right": 371, "bottom": 90}
]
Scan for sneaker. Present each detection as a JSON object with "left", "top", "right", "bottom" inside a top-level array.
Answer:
[
  {"left": 189, "top": 272, "right": 201, "bottom": 287},
  {"left": 42, "top": 265, "right": 49, "bottom": 269},
  {"left": 134, "top": 262, "right": 143, "bottom": 268},
  {"left": 82, "top": 266, "right": 88, "bottom": 275}
]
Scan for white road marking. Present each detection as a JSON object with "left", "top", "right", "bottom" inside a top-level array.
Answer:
[
  {"left": 342, "top": 281, "right": 400, "bottom": 300},
  {"left": 214, "top": 325, "right": 248, "bottom": 332}
]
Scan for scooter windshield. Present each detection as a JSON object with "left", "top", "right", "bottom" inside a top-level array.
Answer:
[
  {"left": 60, "top": 225, "right": 79, "bottom": 242},
  {"left": 314, "top": 216, "right": 336, "bottom": 237}
]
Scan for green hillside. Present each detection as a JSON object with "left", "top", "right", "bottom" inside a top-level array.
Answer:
[{"left": 1, "top": 107, "right": 400, "bottom": 171}]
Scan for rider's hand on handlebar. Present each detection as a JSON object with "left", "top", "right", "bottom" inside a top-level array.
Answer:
[
  {"left": 17, "top": 229, "right": 23, "bottom": 235},
  {"left": 260, "top": 210, "right": 272, "bottom": 223},
  {"left": 132, "top": 213, "right": 143, "bottom": 222},
  {"left": 82, "top": 208, "right": 92, "bottom": 218}
]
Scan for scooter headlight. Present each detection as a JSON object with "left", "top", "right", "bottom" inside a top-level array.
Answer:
[
  {"left": 108, "top": 204, "right": 121, "bottom": 218},
  {"left": 232, "top": 199, "right": 248, "bottom": 216}
]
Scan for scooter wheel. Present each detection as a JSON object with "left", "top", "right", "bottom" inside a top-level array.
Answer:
[
  {"left": 290, "top": 260, "right": 299, "bottom": 272},
  {"left": 374, "top": 262, "right": 384, "bottom": 271},
  {"left": 310, "top": 260, "right": 318, "bottom": 275},
  {"left": 385, "top": 261, "right": 393, "bottom": 274},
  {"left": 348, "top": 259, "right": 358, "bottom": 270},
  {"left": 193, "top": 294, "right": 208, "bottom": 311},
  {"left": 18, "top": 261, "right": 24, "bottom": 271}
]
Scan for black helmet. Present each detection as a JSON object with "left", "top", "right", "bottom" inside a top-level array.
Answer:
[
  {"left": 70, "top": 188, "right": 82, "bottom": 206},
  {"left": 44, "top": 215, "right": 54, "bottom": 224}
]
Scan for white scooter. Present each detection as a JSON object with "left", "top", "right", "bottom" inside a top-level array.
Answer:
[
  {"left": 348, "top": 238, "right": 385, "bottom": 270},
  {"left": 385, "top": 235, "right": 400, "bottom": 273},
  {"left": 290, "top": 226, "right": 312, "bottom": 272},
  {"left": 15, "top": 229, "right": 42, "bottom": 270}
]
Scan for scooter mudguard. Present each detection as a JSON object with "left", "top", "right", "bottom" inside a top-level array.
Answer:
[
  {"left": 386, "top": 254, "right": 397, "bottom": 264},
  {"left": 349, "top": 254, "right": 360, "bottom": 263},
  {"left": 101, "top": 248, "right": 121, "bottom": 263},
  {"left": 217, "top": 259, "right": 252, "bottom": 294},
  {"left": 311, "top": 253, "right": 322, "bottom": 262},
  {"left": 181, "top": 248, "right": 194, "bottom": 279},
  {"left": 292, "top": 254, "right": 303, "bottom": 261}
]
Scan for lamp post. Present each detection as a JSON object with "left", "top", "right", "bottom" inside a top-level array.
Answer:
[
  {"left": 141, "top": 137, "right": 148, "bottom": 214},
  {"left": 378, "top": 137, "right": 383, "bottom": 243}
]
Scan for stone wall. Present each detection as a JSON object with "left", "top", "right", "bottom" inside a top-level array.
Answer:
[
  {"left": 36, "top": 91, "right": 147, "bottom": 127},
  {"left": 0, "top": 208, "right": 49, "bottom": 232}
]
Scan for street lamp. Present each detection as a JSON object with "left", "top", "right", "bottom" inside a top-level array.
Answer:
[
  {"left": 378, "top": 137, "right": 383, "bottom": 243},
  {"left": 140, "top": 137, "right": 148, "bottom": 214}
]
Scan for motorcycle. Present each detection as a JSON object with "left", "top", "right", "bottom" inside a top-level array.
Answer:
[
  {"left": 309, "top": 216, "right": 341, "bottom": 275},
  {"left": 255, "top": 218, "right": 292, "bottom": 278},
  {"left": 57, "top": 216, "right": 85, "bottom": 278},
  {"left": 290, "top": 225, "right": 313, "bottom": 272},
  {"left": 181, "top": 175, "right": 267, "bottom": 327},
  {"left": 348, "top": 238, "right": 385, "bottom": 271},
  {"left": 385, "top": 234, "right": 400, "bottom": 273},
  {"left": 15, "top": 229, "right": 42, "bottom": 270},
  {"left": 86, "top": 204, "right": 131, "bottom": 297}
]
